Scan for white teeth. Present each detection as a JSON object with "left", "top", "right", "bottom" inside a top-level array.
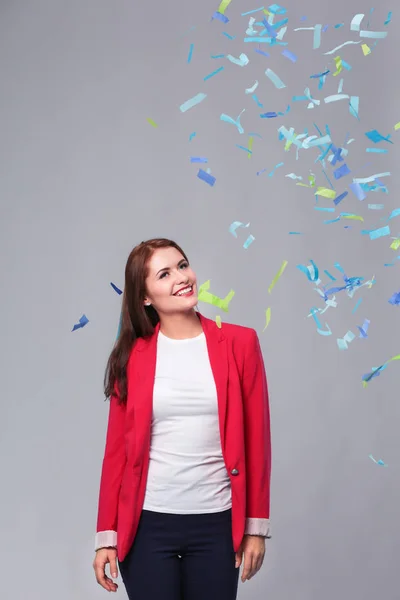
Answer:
[{"left": 175, "top": 285, "right": 192, "bottom": 296}]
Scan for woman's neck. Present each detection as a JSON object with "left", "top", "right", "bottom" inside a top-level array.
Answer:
[{"left": 158, "top": 310, "right": 203, "bottom": 340}]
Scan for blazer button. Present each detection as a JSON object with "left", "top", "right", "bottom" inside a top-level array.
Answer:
[{"left": 231, "top": 469, "right": 239, "bottom": 476}]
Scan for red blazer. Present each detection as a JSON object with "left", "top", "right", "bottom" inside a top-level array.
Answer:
[{"left": 96, "top": 311, "right": 271, "bottom": 562}]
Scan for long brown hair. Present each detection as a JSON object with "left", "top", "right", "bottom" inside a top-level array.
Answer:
[{"left": 104, "top": 238, "right": 190, "bottom": 406}]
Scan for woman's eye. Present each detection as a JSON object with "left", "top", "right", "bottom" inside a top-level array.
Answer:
[{"left": 180, "top": 263, "right": 188, "bottom": 269}]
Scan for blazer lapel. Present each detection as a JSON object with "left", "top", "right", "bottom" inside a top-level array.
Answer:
[{"left": 128, "top": 311, "right": 229, "bottom": 458}]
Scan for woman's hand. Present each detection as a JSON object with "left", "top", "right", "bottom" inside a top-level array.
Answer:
[
  {"left": 235, "top": 535, "right": 266, "bottom": 582},
  {"left": 93, "top": 547, "right": 119, "bottom": 593}
]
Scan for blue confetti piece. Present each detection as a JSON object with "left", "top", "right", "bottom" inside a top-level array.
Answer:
[
  {"left": 212, "top": 11, "right": 229, "bottom": 23},
  {"left": 350, "top": 182, "right": 367, "bottom": 201},
  {"left": 388, "top": 290, "right": 400, "bottom": 305},
  {"left": 110, "top": 282, "right": 123, "bottom": 295},
  {"left": 281, "top": 49, "right": 297, "bottom": 62},
  {"left": 72, "top": 314, "right": 89, "bottom": 332},
  {"left": 189, "top": 131, "right": 196, "bottom": 141},
  {"left": 197, "top": 169, "right": 216, "bottom": 186},
  {"left": 310, "top": 69, "right": 330, "bottom": 79},
  {"left": 190, "top": 157, "right": 208, "bottom": 163},
  {"left": 262, "top": 17, "right": 277, "bottom": 38},
  {"left": 333, "top": 163, "right": 351, "bottom": 180},
  {"left": 223, "top": 32, "right": 235, "bottom": 39},
  {"left": 255, "top": 48, "right": 270, "bottom": 57},
  {"left": 260, "top": 111, "right": 278, "bottom": 118},
  {"left": 333, "top": 191, "right": 348, "bottom": 206}
]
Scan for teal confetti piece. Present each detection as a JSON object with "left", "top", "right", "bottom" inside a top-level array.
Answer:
[
  {"left": 324, "top": 270, "right": 336, "bottom": 281},
  {"left": 179, "top": 93, "right": 207, "bottom": 113},
  {"left": 265, "top": 68, "right": 286, "bottom": 88},
  {"left": 369, "top": 225, "right": 390, "bottom": 240},
  {"left": 187, "top": 43, "right": 194, "bottom": 63},
  {"left": 203, "top": 66, "right": 224, "bottom": 81}
]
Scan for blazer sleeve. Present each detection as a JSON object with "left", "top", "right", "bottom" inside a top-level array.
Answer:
[
  {"left": 94, "top": 383, "right": 127, "bottom": 551},
  {"left": 242, "top": 328, "right": 272, "bottom": 538}
]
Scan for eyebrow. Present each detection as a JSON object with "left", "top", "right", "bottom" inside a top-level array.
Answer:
[{"left": 156, "top": 258, "right": 187, "bottom": 277}]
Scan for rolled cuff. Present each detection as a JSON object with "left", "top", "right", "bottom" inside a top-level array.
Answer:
[
  {"left": 95, "top": 530, "right": 117, "bottom": 551},
  {"left": 244, "top": 517, "right": 271, "bottom": 538}
]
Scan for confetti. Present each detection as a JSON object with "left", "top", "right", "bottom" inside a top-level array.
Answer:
[
  {"left": 333, "top": 163, "right": 351, "bottom": 180},
  {"left": 197, "top": 169, "right": 216, "bottom": 186},
  {"left": 216, "top": 315, "right": 222, "bottom": 328},
  {"left": 179, "top": 93, "right": 207, "bottom": 113},
  {"left": 297, "top": 260, "right": 319, "bottom": 281},
  {"left": 190, "top": 157, "right": 208, "bottom": 163},
  {"left": 217, "top": 0, "right": 233, "bottom": 15},
  {"left": 263, "top": 307, "right": 272, "bottom": 331},
  {"left": 349, "top": 182, "right": 366, "bottom": 201},
  {"left": 365, "top": 129, "right": 393, "bottom": 144},
  {"left": 368, "top": 225, "right": 390, "bottom": 240},
  {"left": 333, "top": 191, "right": 348, "bottom": 205},
  {"left": 212, "top": 11, "right": 229, "bottom": 24},
  {"left": 357, "top": 318, "right": 370, "bottom": 337},
  {"left": 361, "top": 43, "right": 371, "bottom": 56},
  {"left": 315, "top": 187, "right": 336, "bottom": 199},
  {"left": 281, "top": 49, "right": 297, "bottom": 62},
  {"left": 110, "top": 283, "right": 123, "bottom": 295},
  {"left": 352, "top": 298, "right": 363, "bottom": 314},
  {"left": 229, "top": 221, "right": 251, "bottom": 237},
  {"left": 268, "top": 260, "right": 288, "bottom": 293},
  {"left": 204, "top": 66, "right": 225, "bottom": 80},
  {"left": 220, "top": 109, "right": 246, "bottom": 133},
  {"left": 227, "top": 52, "right": 249, "bottom": 66},
  {"left": 369, "top": 455, "right": 388, "bottom": 467},
  {"left": 337, "top": 330, "right": 355, "bottom": 350},
  {"left": 265, "top": 68, "right": 286, "bottom": 89},
  {"left": 197, "top": 280, "right": 235, "bottom": 312},
  {"left": 362, "top": 353, "right": 400, "bottom": 385},
  {"left": 187, "top": 43, "right": 194, "bottom": 63},
  {"left": 388, "top": 290, "right": 400, "bottom": 306},
  {"left": 323, "top": 40, "right": 361, "bottom": 55},
  {"left": 245, "top": 80, "right": 259, "bottom": 93},
  {"left": 146, "top": 118, "right": 158, "bottom": 128},
  {"left": 72, "top": 314, "right": 89, "bottom": 332}
]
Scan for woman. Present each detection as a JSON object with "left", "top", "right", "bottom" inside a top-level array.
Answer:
[{"left": 92, "top": 238, "right": 272, "bottom": 600}]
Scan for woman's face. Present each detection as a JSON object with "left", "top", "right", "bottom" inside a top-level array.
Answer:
[{"left": 144, "top": 246, "right": 198, "bottom": 315}]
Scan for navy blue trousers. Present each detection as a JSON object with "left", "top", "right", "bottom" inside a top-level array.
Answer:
[{"left": 118, "top": 508, "right": 239, "bottom": 600}]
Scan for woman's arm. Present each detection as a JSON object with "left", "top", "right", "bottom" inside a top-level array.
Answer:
[
  {"left": 241, "top": 329, "right": 272, "bottom": 538},
  {"left": 95, "top": 384, "right": 127, "bottom": 550}
]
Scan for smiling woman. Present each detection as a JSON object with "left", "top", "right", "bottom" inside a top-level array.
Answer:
[{"left": 93, "top": 237, "right": 272, "bottom": 600}]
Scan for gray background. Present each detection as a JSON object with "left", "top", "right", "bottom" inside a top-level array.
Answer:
[{"left": 1, "top": 1, "right": 399, "bottom": 599}]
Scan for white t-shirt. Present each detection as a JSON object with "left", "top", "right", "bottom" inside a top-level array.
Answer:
[{"left": 142, "top": 330, "right": 232, "bottom": 514}]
